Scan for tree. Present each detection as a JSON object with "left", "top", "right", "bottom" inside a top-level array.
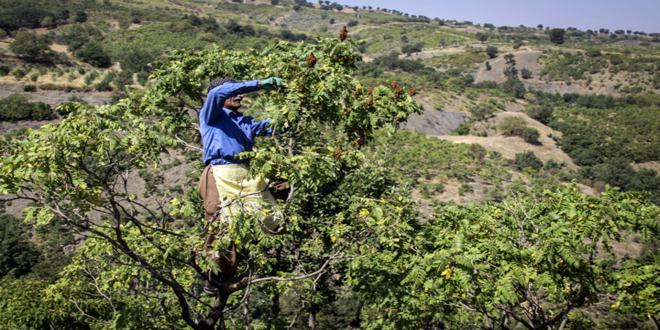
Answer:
[
  {"left": 9, "top": 31, "right": 52, "bottom": 62},
  {"left": 358, "top": 185, "right": 658, "bottom": 328},
  {"left": 549, "top": 28, "right": 566, "bottom": 44},
  {"left": 486, "top": 45, "right": 498, "bottom": 59},
  {"left": 515, "top": 151, "right": 543, "bottom": 170},
  {"left": 475, "top": 32, "right": 488, "bottom": 43},
  {"left": 401, "top": 42, "right": 423, "bottom": 56},
  {"left": 0, "top": 214, "right": 39, "bottom": 278},
  {"left": 0, "top": 36, "right": 421, "bottom": 329},
  {"left": 75, "top": 40, "right": 111, "bottom": 68},
  {"left": 520, "top": 68, "right": 532, "bottom": 79}
]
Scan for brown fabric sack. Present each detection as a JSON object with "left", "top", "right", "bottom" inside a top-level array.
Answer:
[{"left": 198, "top": 165, "right": 219, "bottom": 219}]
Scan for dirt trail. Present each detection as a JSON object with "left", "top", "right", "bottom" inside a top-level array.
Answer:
[{"left": 0, "top": 82, "right": 113, "bottom": 106}]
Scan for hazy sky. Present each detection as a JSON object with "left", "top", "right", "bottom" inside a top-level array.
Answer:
[{"left": 336, "top": 0, "right": 660, "bottom": 33}]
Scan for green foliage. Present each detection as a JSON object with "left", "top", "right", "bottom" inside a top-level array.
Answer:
[
  {"left": 401, "top": 42, "right": 423, "bottom": 55},
  {"left": 0, "top": 214, "right": 39, "bottom": 278},
  {"left": 552, "top": 104, "right": 659, "bottom": 165},
  {"left": 0, "top": 36, "right": 421, "bottom": 328},
  {"left": 75, "top": 39, "right": 112, "bottom": 67},
  {"left": 498, "top": 116, "right": 540, "bottom": 144},
  {"left": 56, "top": 23, "right": 102, "bottom": 52},
  {"left": 371, "top": 130, "right": 512, "bottom": 198},
  {"left": 501, "top": 78, "right": 526, "bottom": 98},
  {"left": 469, "top": 99, "right": 502, "bottom": 120},
  {"left": 358, "top": 185, "right": 658, "bottom": 328},
  {"left": 9, "top": 31, "right": 52, "bottom": 62},
  {"left": 525, "top": 104, "right": 553, "bottom": 124},
  {"left": 0, "top": 94, "right": 53, "bottom": 121},
  {"left": 515, "top": 151, "right": 543, "bottom": 170},
  {"left": 520, "top": 68, "right": 532, "bottom": 79},
  {"left": 0, "top": 277, "right": 83, "bottom": 329},
  {"left": 486, "top": 45, "right": 498, "bottom": 59},
  {"left": 549, "top": 28, "right": 566, "bottom": 44}
]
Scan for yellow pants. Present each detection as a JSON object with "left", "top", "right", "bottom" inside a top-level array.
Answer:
[{"left": 211, "top": 164, "right": 282, "bottom": 233}]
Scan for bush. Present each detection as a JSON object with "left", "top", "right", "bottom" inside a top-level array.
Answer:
[
  {"left": 401, "top": 42, "right": 423, "bottom": 56},
  {"left": 501, "top": 78, "right": 525, "bottom": 98},
  {"left": 23, "top": 84, "right": 36, "bottom": 92},
  {"left": 75, "top": 40, "right": 111, "bottom": 68},
  {"left": 549, "top": 28, "right": 566, "bottom": 44},
  {"left": 95, "top": 72, "right": 114, "bottom": 91},
  {"left": 452, "top": 122, "right": 471, "bottom": 135},
  {"left": 0, "top": 94, "right": 53, "bottom": 121},
  {"left": 499, "top": 116, "right": 540, "bottom": 144},
  {"left": 525, "top": 105, "right": 553, "bottom": 124},
  {"left": 9, "top": 31, "right": 51, "bottom": 62},
  {"left": 0, "top": 65, "right": 10, "bottom": 75},
  {"left": 469, "top": 102, "right": 497, "bottom": 121},
  {"left": 486, "top": 45, "right": 498, "bottom": 59},
  {"left": 515, "top": 151, "right": 543, "bottom": 170},
  {"left": 520, "top": 68, "right": 532, "bottom": 79},
  {"left": 57, "top": 23, "right": 101, "bottom": 52},
  {"left": 347, "top": 20, "right": 359, "bottom": 27}
]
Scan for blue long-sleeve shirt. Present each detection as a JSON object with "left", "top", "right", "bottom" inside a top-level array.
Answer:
[{"left": 199, "top": 80, "right": 272, "bottom": 165}]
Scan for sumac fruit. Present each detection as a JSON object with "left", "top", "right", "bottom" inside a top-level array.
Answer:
[
  {"left": 339, "top": 26, "right": 348, "bottom": 42},
  {"left": 306, "top": 52, "right": 317, "bottom": 67}
]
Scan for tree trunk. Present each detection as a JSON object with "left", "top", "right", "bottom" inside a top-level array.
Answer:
[
  {"left": 199, "top": 291, "right": 230, "bottom": 330},
  {"left": 308, "top": 308, "right": 317, "bottom": 330}
]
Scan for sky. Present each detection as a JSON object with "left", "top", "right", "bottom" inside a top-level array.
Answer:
[{"left": 335, "top": 0, "right": 660, "bottom": 33}]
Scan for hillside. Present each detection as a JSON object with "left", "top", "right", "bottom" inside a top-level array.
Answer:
[{"left": 0, "top": 1, "right": 658, "bottom": 329}]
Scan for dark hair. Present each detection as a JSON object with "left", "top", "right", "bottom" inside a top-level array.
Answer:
[{"left": 207, "top": 77, "right": 236, "bottom": 93}]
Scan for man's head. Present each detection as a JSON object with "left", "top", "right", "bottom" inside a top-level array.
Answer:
[{"left": 208, "top": 77, "right": 244, "bottom": 112}]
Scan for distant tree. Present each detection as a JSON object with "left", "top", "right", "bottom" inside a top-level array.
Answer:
[
  {"left": 515, "top": 151, "right": 543, "bottom": 170},
  {"left": 549, "top": 28, "right": 566, "bottom": 44},
  {"left": 9, "top": 31, "right": 51, "bottom": 62},
  {"left": 485, "top": 61, "right": 491, "bottom": 71},
  {"left": 513, "top": 39, "right": 523, "bottom": 49},
  {"left": 74, "top": 11, "right": 87, "bottom": 23},
  {"left": 614, "top": 30, "right": 625, "bottom": 35},
  {"left": 504, "top": 53, "right": 515, "bottom": 65},
  {"left": 483, "top": 23, "right": 495, "bottom": 29},
  {"left": 401, "top": 42, "right": 423, "bottom": 56},
  {"left": 501, "top": 78, "right": 525, "bottom": 98},
  {"left": 475, "top": 32, "right": 488, "bottom": 43},
  {"left": 329, "top": 18, "right": 335, "bottom": 24},
  {"left": 537, "top": 24, "right": 543, "bottom": 29},
  {"left": 0, "top": 214, "right": 40, "bottom": 278},
  {"left": 486, "top": 45, "right": 498, "bottom": 59},
  {"left": 520, "top": 68, "right": 532, "bottom": 79},
  {"left": 525, "top": 105, "right": 553, "bottom": 124},
  {"left": 75, "top": 40, "right": 111, "bottom": 68}
]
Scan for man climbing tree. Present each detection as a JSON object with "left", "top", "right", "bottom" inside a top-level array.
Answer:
[{"left": 197, "top": 77, "right": 284, "bottom": 295}]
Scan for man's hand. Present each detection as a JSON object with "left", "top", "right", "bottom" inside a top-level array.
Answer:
[{"left": 259, "top": 77, "right": 283, "bottom": 91}]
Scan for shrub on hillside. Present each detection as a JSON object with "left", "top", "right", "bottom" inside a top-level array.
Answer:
[
  {"left": 401, "top": 42, "right": 423, "bottom": 56},
  {"left": 57, "top": 23, "right": 101, "bottom": 52},
  {"left": 75, "top": 40, "right": 111, "bottom": 68},
  {"left": 0, "top": 95, "right": 53, "bottom": 121},
  {"left": 498, "top": 116, "right": 540, "bottom": 144},
  {"left": 9, "top": 31, "right": 52, "bottom": 63},
  {"left": 501, "top": 78, "right": 526, "bottom": 98},
  {"left": 486, "top": 45, "right": 498, "bottom": 59},
  {"left": 515, "top": 151, "right": 543, "bottom": 170},
  {"left": 520, "top": 68, "right": 533, "bottom": 79},
  {"left": 525, "top": 105, "right": 553, "bottom": 124},
  {"left": 469, "top": 102, "right": 497, "bottom": 121},
  {"left": 0, "top": 65, "right": 10, "bottom": 76}
]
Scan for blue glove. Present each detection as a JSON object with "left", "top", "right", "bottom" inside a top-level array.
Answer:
[{"left": 259, "top": 77, "right": 283, "bottom": 90}]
